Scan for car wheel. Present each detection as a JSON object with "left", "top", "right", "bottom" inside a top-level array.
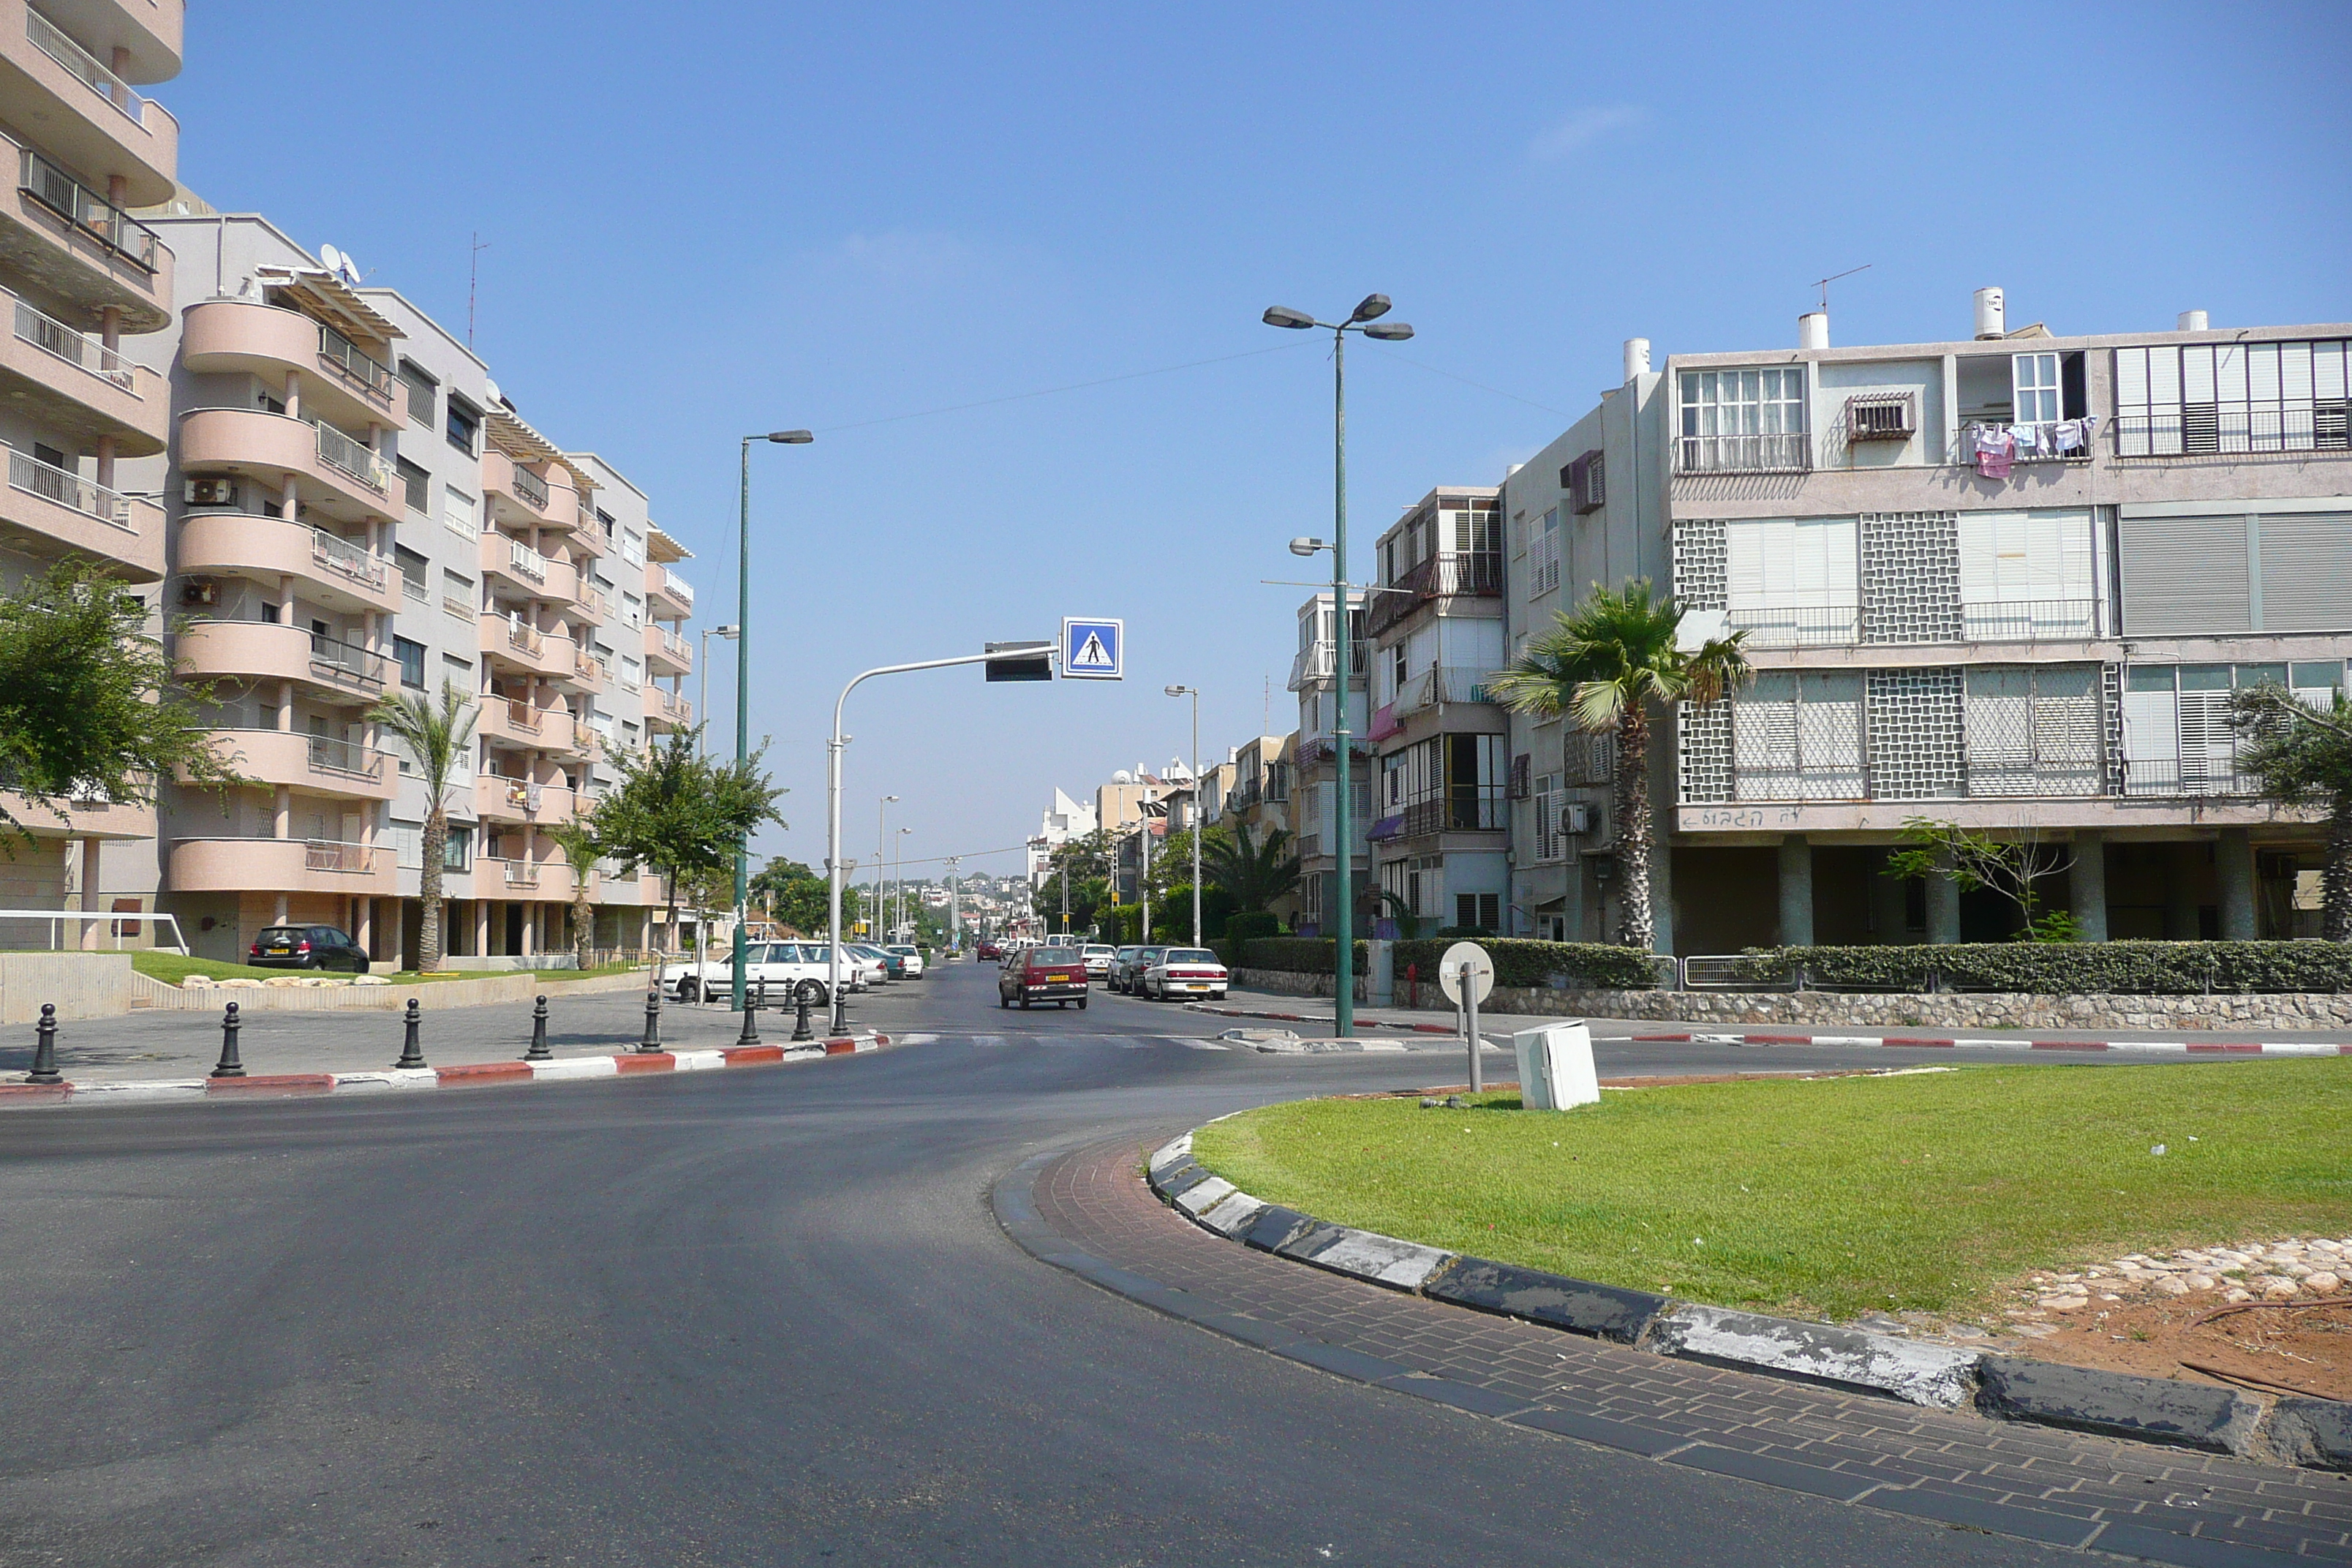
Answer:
[
  {"left": 1019, "top": 995, "right": 1031, "bottom": 1011},
  {"left": 999, "top": 992, "right": 1010, "bottom": 1009},
  {"left": 1077, "top": 996, "right": 1088, "bottom": 1011}
]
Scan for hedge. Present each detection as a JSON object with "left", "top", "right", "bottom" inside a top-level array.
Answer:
[
  {"left": 1224, "top": 911, "right": 1284, "bottom": 943},
  {"left": 1233, "top": 938, "right": 1368, "bottom": 975},
  {"left": 1394, "top": 938, "right": 1662, "bottom": 992},
  {"left": 1733, "top": 941, "right": 2352, "bottom": 995}
]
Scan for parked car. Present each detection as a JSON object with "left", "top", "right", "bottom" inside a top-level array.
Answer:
[
  {"left": 975, "top": 940, "right": 1003, "bottom": 960},
  {"left": 668, "top": 942, "right": 836, "bottom": 1005},
  {"left": 998, "top": 946, "right": 1090, "bottom": 1010},
  {"left": 845, "top": 943, "right": 897, "bottom": 984},
  {"left": 1079, "top": 943, "right": 1117, "bottom": 980},
  {"left": 1139, "top": 947, "right": 1229, "bottom": 1000},
  {"left": 883, "top": 943, "right": 927, "bottom": 979},
  {"left": 248, "top": 924, "right": 371, "bottom": 972},
  {"left": 1110, "top": 946, "right": 1165, "bottom": 994}
]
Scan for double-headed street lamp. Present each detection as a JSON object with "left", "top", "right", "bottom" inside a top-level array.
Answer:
[
  {"left": 1165, "top": 684, "right": 1202, "bottom": 946},
  {"left": 1262, "top": 294, "right": 1412, "bottom": 1040},
  {"left": 732, "top": 430, "right": 813, "bottom": 1011}
]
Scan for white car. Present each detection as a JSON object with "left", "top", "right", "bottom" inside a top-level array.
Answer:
[
  {"left": 1140, "top": 947, "right": 1229, "bottom": 1000},
  {"left": 669, "top": 941, "right": 837, "bottom": 1004},
  {"left": 883, "top": 943, "right": 927, "bottom": 978},
  {"left": 1080, "top": 943, "right": 1116, "bottom": 980}
]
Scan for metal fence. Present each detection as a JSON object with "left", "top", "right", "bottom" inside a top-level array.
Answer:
[{"left": 0, "top": 907, "right": 187, "bottom": 954}]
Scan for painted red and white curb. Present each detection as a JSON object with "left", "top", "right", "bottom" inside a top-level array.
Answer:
[
  {"left": 0, "top": 1033, "right": 891, "bottom": 1107},
  {"left": 1184, "top": 1001, "right": 2352, "bottom": 1056}
]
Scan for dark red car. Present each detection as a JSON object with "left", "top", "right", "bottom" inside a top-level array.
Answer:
[
  {"left": 998, "top": 946, "right": 1088, "bottom": 1010},
  {"left": 975, "top": 940, "right": 1003, "bottom": 960}
]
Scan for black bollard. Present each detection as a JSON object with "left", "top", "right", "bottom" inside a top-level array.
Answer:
[
  {"left": 736, "top": 980, "right": 761, "bottom": 1047},
  {"left": 26, "top": 1003, "right": 61, "bottom": 1085},
  {"left": 393, "top": 998, "right": 426, "bottom": 1070},
  {"left": 791, "top": 983, "right": 815, "bottom": 1044},
  {"left": 639, "top": 987, "right": 663, "bottom": 1052},
  {"left": 211, "top": 1000, "right": 245, "bottom": 1078},
  {"left": 524, "top": 995, "right": 551, "bottom": 1061}
]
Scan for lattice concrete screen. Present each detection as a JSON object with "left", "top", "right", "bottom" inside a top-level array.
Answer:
[
  {"left": 1673, "top": 519, "right": 1727, "bottom": 611},
  {"left": 1865, "top": 667, "right": 1966, "bottom": 798},
  {"left": 1678, "top": 701, "right": 1733, "bottom": 802},
  {"left": 1963, "top": 664, "right": 2103, "bottom": 796},
  {"left": 1861, "top": 511, "right": 1962, "bottom": 644}
]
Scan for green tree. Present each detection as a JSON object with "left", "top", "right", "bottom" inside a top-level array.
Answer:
[
  {"left": 591, "top": 728, "right": 786, "bottom": 985},
  {"left": 1203, "top": 822, "right": 1300, "bottom": 913},
  {"left": 750, "top": 856, "right": 834, "bottom": 935},
  {"left": 1486, "top": 578, "right": 1752, "bottom": 950},
  {"left": 1882, "top": 817, "right": 2077, "bottom": 942},
  {"left": 0, "top": 557, "right": 240, "bottom": 851},
  {"left": 369, "top": 679, "right": 480, "bottom": 972},
  {"left": 544, "top": 818, "right": 603, "bottom": 969},
  {"left": 2234, "top": 682, "right": 2352, "bottom": 940}
]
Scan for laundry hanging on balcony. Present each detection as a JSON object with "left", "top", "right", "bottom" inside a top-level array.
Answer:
[
  {"left": 1966, "top": 417, "right": 2099, "bottom": 476},
  {"left": 1968, "top": 425, "right": 2016, "bottom": 478}
]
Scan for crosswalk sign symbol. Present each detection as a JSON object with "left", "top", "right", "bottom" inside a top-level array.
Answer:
[{"left": 1062, "top": 617, "right": 1123, "bottom": 680}]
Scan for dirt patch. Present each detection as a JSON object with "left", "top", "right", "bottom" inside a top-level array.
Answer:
[{"left": 2008, "top": 1297, "right": 2352, "bottom": 1401}]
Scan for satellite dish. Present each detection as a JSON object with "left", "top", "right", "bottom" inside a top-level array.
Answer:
[
  {"left": 318, "top": 243, "right": 343, "bottom": 275},
  {"left": 483, "top": 378, "right": 502, "bottom": 407},
  {"left": 337, "top": 250, "right": 363, "bottom": 285},
  {"left": 1111, "top": 770, "right": 1131, "bottom": 784}
]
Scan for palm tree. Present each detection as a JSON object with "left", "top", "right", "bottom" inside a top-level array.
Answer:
[
  {"left": 1203, "top": 822, "right": 1300, "bottom": 913},
  {"left": 2233, "top": 682, "right": 2352, "bottom": 939},
  {"left": 545, "top": 818, "right": 603, "bottom": 970},
  {"left": 369, "top": 679, "right": 478, "bottom": 972},
  {"left": 1486, "top": 578, "right": 1752, "bottom": 950}
]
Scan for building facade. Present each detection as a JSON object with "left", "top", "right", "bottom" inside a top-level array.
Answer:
[{"left": 1286, "top": 589, "right": 1368, "bottom": 937}]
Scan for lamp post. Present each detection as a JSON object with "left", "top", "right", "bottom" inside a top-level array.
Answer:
[
  {"left": 1264, "top": 295, "right": 1412, "bottom": 1040},
  {"left": 875, "top": 794, "right": 897, "bottom": 944},
  {"left": 733, "top": 429, "right": 812, "bottom": 1011},
  {"left": 1165, "top": 685, "right": 1202, "bottom": 946},
  {"left": 894, "top": 826, "right": 913, "bottom": 942},
  {"left": 698, "top": 625, "right": 739, "bottom": 757},
  {"left": 945, "top": 855, "right": 961, "bottom": 954}
]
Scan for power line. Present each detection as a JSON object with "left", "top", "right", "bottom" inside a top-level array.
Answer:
[
  {"left": 1387, "top": 353, "right": 1578, "bottom": 418},
  {"left": 810, "top": 342, "right": 1313, "bottom": 435}
]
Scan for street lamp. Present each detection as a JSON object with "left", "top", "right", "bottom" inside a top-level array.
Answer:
[
  {"left": 894, "top": 826, "right": 913, "bottom": 942},
  {"left": 1262, "top": 294, "right": 1412, "bottom": 1040},
  {"left": 698, "top": 625, "right": 739, "bottom": 756},
  {"left": 1165, "top": 685, "right": 1202, "bottom": 946},
  {"left": 732, "top": 429, "right": 813, "bottom": 1012}
]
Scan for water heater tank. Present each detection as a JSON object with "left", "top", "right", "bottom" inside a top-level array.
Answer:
[{"left": 1973, "top": 287, "right": 2006, "bottom": 339}]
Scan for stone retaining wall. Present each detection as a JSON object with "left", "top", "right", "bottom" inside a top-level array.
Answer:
[
  {"left": 1230, "top": 968, "right": 1367, "bottom": 1003},
  {"left": 0, "top": 953, "right": 131, "bottom": 1024}
]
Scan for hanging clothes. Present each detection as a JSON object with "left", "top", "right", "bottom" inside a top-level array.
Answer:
[{"left": 1971, "top": 425, "right": 2016, "bottom": 478}]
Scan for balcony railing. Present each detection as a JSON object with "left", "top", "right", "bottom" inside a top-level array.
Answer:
[
  {"left": 510, "top": 464, "right": 549, "bottom": 510},
  {"left": 311, "top": 528, "right": 388, "bottom": 592},
  {"left": 25, "top": 9, "right": 149, "bottom": 127},
  {"left": 313, "top": 421, "right": 393, "bottom": 494},
  {"left": 506, "top": 617, "right": 543, "bottom": 655},
  {"left": 657, "top": 626, "right": 690, "bottom": 660},
  {"left": 1366, "top": 551, "right": 1501, "bottom": 636},
  {"left": 2122, "top": 760, "right": 2250, "bottom": 799},
  {"left": 18, "top": 148, "right": 158, "bottom": 271},
  {"left": 658, "top": 566, "right": 693, "bottom": 608},
  {"left": 1959, "top": 598, "right": 2100, "bottom": 642},
  {"left": 7, "top": 445, "right": 132, "bottom": 528},
  {"left": 316, "top": 322, "right": 395, "bottom": 410},
  {"left": 308, "top": 633, "right": 389, "bottom": 690},
  {"left": 505, "top": 698, "right": 541, "bottom": 733},
  {"left": 1960, "top": 420, "right": 2095, "bottom": 466},
  {"left": 507, "top": 536, "right": 548, "bottom": 584},
  {"left": 576, "top": 583, "right": 608, "bottom": 618},
  {"left": 1398, "top": 790, "right": 1508, "bottom": 837},
  {"left": 1726, "top": 605, "right": 1862, "bottom": 647},
  {"left": 305, "top": 839, "right": 379, "bottom": 874},
  {"left": 1287, "top": 638, "right": 1369, "bottom": 690},
  {"left": 11, "top": 293, "right": 136, "bottom": 390},
  {"left": 1674, "top": 432, "right": 1811, "bottom": 475},
  {"left": 306, "top": 734, "right": 382, "bottom": 779},
  {"left": 499, "top": 857, "right": 540, "bottom": 888},
  {"left": 2112, "top": 408, "right": 2352, "bottom": 461}
]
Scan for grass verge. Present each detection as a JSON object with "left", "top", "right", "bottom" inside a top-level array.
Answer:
[{"left": 1190, "top": 1062, "right": 2352, "bottom": 1323}]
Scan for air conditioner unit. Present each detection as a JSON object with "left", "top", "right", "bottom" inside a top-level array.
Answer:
[
  {"left": 179, "top": 578, "right": 219, "bottom": 607},
  {"left": 184, "top": 476, "right": 239, "bottom": 507},
  {"left": 1846, "top": 393, "right": 1916, "bottom": 442},
  {"left": 1560, "top": 802, "right": 1593, "bottom": 835}
]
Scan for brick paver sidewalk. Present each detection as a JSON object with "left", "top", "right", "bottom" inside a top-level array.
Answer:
[{"left": 1017, "top": 1136, "right": 2352, "bottom": 1566}]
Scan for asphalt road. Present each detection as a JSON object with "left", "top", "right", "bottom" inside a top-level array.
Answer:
[{"left": 0, "top": 962, "right": 2222, "bottom": 1566}]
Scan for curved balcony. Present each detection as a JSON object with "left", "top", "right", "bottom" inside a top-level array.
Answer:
[
  {"left": 646, "top": 562, "right": 692, "bottom": 618},
  {"left": 176, "top": 620, "right": 391, "bottom": 704},
  {"left": 480, "top": 856, "right": 575, "bottom": 900},
  {"left": 0, "top": 3, "right": 180, "bottom": 208},
  {"left": 476, "top": 774, "right": 534, "bottom": 823},
  {"left": 35, "top": 0, "right": 181, "bottom": 82},
  {"left": 177, "top": 512, "right": 401, "bottom": 615},
  {"left": 0, "top": 286, "right": 164, "bottom": 452},
  {"left": 170, "top": 836, "right": 396, "bottom": 897},
  {"left": 646, "top": 687, "right": 691, "bottom": 735},
  {"left": 483, "top": 450, "right": 567, "bottom": 528},
  {"left": 184, "top": 728, "right": 398, "bottom": 802},
  {"left": 0, "top": 127, "right": 170, "bottom": 329},
  {"left": 479, "top": 528, "right": 563, "bottom": 599},
  {"left": 177, "top": 407, "right": 397, "bottom": 525},
  {"left": 0, "top": 440, "right": 158, "bottom": 578},
  {"left": 478, "top": 696, "right": 575, "bottom": 754},
  {"left": 644, "top": 621, "right": 691, "bottom": 676},
  {"left": 0, "top": 788, "right": 151, "bottom": 841},
  {"left": 478, "top": 612, "right": 576, "bottom": 679},
  {"left": 181, "top": 299, "right": 401, "bottom": 432}
]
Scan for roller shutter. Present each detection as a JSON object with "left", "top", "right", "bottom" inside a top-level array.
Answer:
[
  {"left": 2257, "top": 511, "right": 2352, "bottom": 632},
  {"left": 2119, "top": 513, "right": 2250, "bottom": 635}
]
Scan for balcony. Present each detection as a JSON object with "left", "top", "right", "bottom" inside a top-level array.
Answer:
[
  {"left": 483, "top": 450, "right": 564, "bottom": 525},
  {"left": 648, "top": 563, "right": 693, "bottom": 616},
  {"left": 177, "top": 407, "right": 396, "bottom": 523},
  {"left": 0, "top": 440, "right": 157, "bottom": 578},
  {"left": 511, "top": 464, "right": 548, "bottom": 510},
  {"left": 478, "top": 611, "right": 577, "bottom": 679},
  {"left": 646, "top": 687, "right": 691, "bottom": 734},
  {"left": 645, "top": 622, "right": 690, "bottom": 674},
  {"left": 176, "top": 621, "right": 391, "bottom": 703},
  {"left": 2111, "top": 408, "right": 2352, "bottom": 461},
  {"left": 1673, "top": 432, "right": 1811, "bottom": 476},
  {"left": 1286, "top": 638, "right": 1368, "bottom": 691},
  {"left": 1390, "top": 791, "right": 1508, "bottom": 839},
  {"left": 2122, "top": 761, "right": 2250, "bottom": 799},
  {"left": 1726, "top": 605, "right": 1862, "bottom": 649},
  {"left": 479, "top": 695, "right": 571, "bottom": 752},
  {"left": 1363, "top": 551, "right": 1501, "bottom": 637},
  {"left": 476, "top": 774, "right": 537, "bottom": 823},
  {"left": 480, "top": 529, "right": 550, "bottom": 593},
  {"left": 0, "top": 135, "right": 171, "bottom": 328},
  {"left": 177, "top": 513, "right": 400, "bottom": 614},
  {"left": 181, "top": 300, "right": 399, "bottom": 431},
  {"left": 169, "top": 836, "right": 396, "bottom": 896},
  {"left": 185, "top": 728, "right": 396, "bottom": 802},
  {"left": 1, "top": 7, "right": 180, "bottom": 208},
  {"left": 1392, "top": 666, "right": 1499, "bottom": 717},
  {"left": 0, "top": 287, "right": 164, "bottom": 451}
]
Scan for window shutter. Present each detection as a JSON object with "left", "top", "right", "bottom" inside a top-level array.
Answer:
[{"left": 1509, "top": 753, "right": 1531, "bottom": 799}]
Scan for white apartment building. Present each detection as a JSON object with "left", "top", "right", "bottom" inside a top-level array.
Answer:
[{"left": 1285, "top": 589, "right": 1368, "bottom": 937}]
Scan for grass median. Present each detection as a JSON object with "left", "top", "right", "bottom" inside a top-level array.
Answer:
[{"left": 1191, "top": 1060, "right": 2352, "bottom": 1323}]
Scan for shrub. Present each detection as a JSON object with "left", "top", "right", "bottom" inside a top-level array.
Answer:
[
  {"left": 1236, "top": 937, "right": 1368, "bottom": 975},
  {"left": 1735, "top": 941, "right": 2352, "bottom": 995},
  {"left": 1391, "top": 937, "right": 1662, "bottom": 991},
  {"left": 1224, "top": 911, "right": 1284, "bottom": 944}
]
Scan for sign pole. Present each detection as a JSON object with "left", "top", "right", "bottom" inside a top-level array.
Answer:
[{"left": 1465, "top": 960, "right": 1482, "bottom": 1094}]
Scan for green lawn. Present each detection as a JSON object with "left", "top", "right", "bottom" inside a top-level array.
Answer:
[
  {"left": 1191, "top": 1061, "right": 2352, "bottom": 1323},
  {"left": 132, "top": 952, "right": 648, "bottom": 987}
]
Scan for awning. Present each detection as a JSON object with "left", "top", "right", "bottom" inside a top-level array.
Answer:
[{"left": 252, "top": 266, "right": 404, "bottom": 348}]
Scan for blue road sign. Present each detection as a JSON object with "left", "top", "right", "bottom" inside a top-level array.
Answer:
[{"left": 1062, "top": 617, "right": 1123, "bottom": 680}]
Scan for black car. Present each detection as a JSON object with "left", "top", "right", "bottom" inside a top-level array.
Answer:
[{"left": 248, "top": 924, "right": 372, "bottom": 972}]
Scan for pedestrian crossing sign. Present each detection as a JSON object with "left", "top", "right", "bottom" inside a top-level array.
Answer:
[{"left": 1062, "top": 617, "right": 1123, "bottom": 680}]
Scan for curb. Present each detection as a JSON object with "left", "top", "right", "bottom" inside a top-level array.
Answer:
[
  {"left": 0, "top": 1033, "right": 891, "bottom": 1108},
  {"left": 1145, "top": 1128, "right": 2348, "bottom": 1473},
  {"left": 1185, "top": 1001, "right": 2352, "bottom": 1055}
]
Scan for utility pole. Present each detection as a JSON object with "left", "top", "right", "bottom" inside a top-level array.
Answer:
[
  {"left": 1060, "top": 859, "right": 1069, "bottom": 936},
  {"left": 467, "top": 233, "right": 490, "bottom": 348},
  {"left": 946, "top": 856, "right": 962, "bottom": 953}
]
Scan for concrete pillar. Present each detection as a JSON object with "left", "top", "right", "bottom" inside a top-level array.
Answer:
[
  {"left": 98, "top": 304, "right": 120, "bottom": 354},
  {"left": 1776, "top": 834, "right": 1814, "bottom": 947},
  {"left": 2070, "top": 831, "right": 2108, "bottom": 942},
  {"left": 2164, "top": 844, "right": 2201, "bottom": 939},
  {"left": 1649, "top": 834, "right": 1675, "bottom": 957},
  {"left": 522, "top": 902, "right": 538, "bottom": 959},
  {"left": 2218, "top": 829, "right": 2257, "bottom": 941},
  {"left": 276, "top": 681, "right": 293, "bottom": 730},
  {"left": 475, "top": 899, "right": 491, "bottom": 957},
  {"left": 355, "top": 894, "right": 372, "bottom": 956},
  {"left": 274, "top": 893, "right": 288, "bottom": 924},
  {"left": 1926, "top": 862, "right": 1961, "bottom": 944},
  {"left": 272, "top": 785, "right": 291, "bottom": 840},
  {"left": 283, "top": 368, "right": 301, "bottom": 423},
  {"left": 94, "top": 433, "right": 115, "bottom": 493},
  {"left": 280, "top": 475, "right": 299, "bottom": 522}
]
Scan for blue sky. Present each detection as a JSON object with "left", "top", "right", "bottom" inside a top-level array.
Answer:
[{"left": 176, "top": 1, "right": 2351, "bottom": 883}]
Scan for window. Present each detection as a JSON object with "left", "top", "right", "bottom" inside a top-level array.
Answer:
[
  {"left": 446, "top": 394, "right": 480, "bottom": 456},
  {"left": 400, "top": 361, "right": 437, "bottom": 430},
  {"left": 442, "top": 486, "right": 476, "bottom": 538},
  {"left": 620, "top": 532, "right": 645, "bottom": 566},
  {"left": 1531, "top": 772, "right": 1564, "bottom": 862},
  {"left": 1566, "top": 450, "right": 1605, "bottom": 514},
  {"left": 443, "top": 823, "right": 472, "bottom": 872},
  {"left": 1455, "top": 892, "right": 1499, "bottom": 932},
  {"left": 2013, "top": 353, "right": 2062, "bottom": 425},
  {"left": 442, "top": 569, "right": 474, "bottom": 619},
  {"left": 595, "top": 508, "right": 616, "bottom": 539},
  {"left": 2114, "top": 339, "right": 2351, "bottom": 456},
  {"left": 1730, "top": 671, "right": 1866, "bottom": 801},
  {"left": 1678, "top": 368, "right": 1808, "bottom": 472},
  {"left": 2121, "top": 662, "right": 2315, "bottom": 796},
  {"left": 395, "top": 546, "right": 429, "bottom": 600},
  {"left": 1528, "top": 507, "right": 1562, "bottom": 598},
  {"left": 393, "top": 636, "right": 425, "bottom": 688},
  {"left": 397, "top": 457, "right": 429, "bottom": 515}
]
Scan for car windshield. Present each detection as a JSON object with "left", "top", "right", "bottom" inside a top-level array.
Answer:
[{"left": 1164, "top": 949, "right": 1218, "bottom": 964}]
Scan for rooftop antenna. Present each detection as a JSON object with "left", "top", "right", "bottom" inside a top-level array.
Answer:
[
  {"left": 467, "top": 232, "right": 491, "bottom": 347},
  {"left": 1813, "top": 263, "right": 1871, "bottom": 312}
]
